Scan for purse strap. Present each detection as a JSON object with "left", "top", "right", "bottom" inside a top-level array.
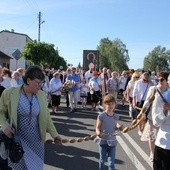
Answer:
[
  {"left": 141, "top": 83, "right": 149, "bottom": 101},
  {"left": 156, "top": 88, "right": 168, "bottom": 103}
]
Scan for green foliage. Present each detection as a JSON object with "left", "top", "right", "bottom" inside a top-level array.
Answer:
[
  {"left": 23, "top": 40, "right": 67, "bottom": 69},
  {"left": 143, "top": 46, "right": 170, "bottom": 72},
  {"left": 51, "top": 53, "right": 67, "bottom": 70},
  {"left": 97, "top": 38, "right": 129, "bottom": 71},
  {"left": 78, "top": 62, "right": 81, "bottom": 68}
]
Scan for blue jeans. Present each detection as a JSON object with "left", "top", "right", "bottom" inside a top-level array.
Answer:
[
  {"left": 99, "top": 144, "right": 116, "bottom": 170},
  {"left": 131, "top": 107, "right": 137, "bottom": 119}
]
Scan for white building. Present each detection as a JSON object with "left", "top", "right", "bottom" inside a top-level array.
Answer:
[{"left": 0, "top": 29, "right": 32, "bottom": 71}]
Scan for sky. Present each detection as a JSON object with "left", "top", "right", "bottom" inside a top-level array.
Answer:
[{"left": 0, "top": 0, "right": 170, "bottom": 70}]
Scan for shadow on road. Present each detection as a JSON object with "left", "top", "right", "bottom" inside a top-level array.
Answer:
[
  {"left": 45, "top": 101, "right": 127, "bottom": 170},
  {"left": 45, "top": 143, "right": 125, "bottom": 170},
  {"left": 45, "top": 144, "right": 99, "bottom": 170}
]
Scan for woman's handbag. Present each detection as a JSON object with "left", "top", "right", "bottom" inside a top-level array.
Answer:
[
  {"left": 137, "top": 100, "right": 145, "bottom": 108},
  {"left": 1, "top": 133, "right": 24, "bottom": 163},
  {"left": 9, "top": 135, "right": 24, "bottom": 163},
  {"left": 0, "top": 87, "right": 24, "bottom": 164},
  {"left": 7, "top": 87, "right": 24, "bottom": 163}
]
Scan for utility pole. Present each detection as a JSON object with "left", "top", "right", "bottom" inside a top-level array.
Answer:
[{"left": 38, "top": 11, "right": 45, "bottom": 42}]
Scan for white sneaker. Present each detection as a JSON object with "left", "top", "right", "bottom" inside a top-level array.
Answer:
[{"left": 138, "top": 130, "right": 142, "bottom": 136}]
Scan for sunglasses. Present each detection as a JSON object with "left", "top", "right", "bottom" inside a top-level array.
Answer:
[
  {"left": 157, "top": 78, "right": 165, "bottom": 82},
  {"left": 135, "top": 77, "right": 140, "bottom": 79}
]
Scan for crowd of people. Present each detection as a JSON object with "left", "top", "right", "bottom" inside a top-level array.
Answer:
[{"left": 0, "top": 64, "right": 170, "bottom": 170}]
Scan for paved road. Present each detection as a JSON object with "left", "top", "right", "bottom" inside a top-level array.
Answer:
[{"left": 44, "top": 97, "right": 153, "bottom": 170}]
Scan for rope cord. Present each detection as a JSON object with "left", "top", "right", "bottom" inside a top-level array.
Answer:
[{"left": 46, "top": 93, "right": 155, "bottom": 144}]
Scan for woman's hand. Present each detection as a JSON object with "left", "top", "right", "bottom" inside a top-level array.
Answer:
[
  {"left": 117, "top": 124, "right": 124, "bottom": 131},
  {"left": 3, "top": 126, "right": 15, "bottom": 138},
  {"left": 54, "top": 136, "right": 62, "bottom": 145},
  {"left": 163, "top": 103, "right": 170, "bottom": 116},
  {"left": 132, "top": 101, "right": 136, "bottom": 108}
]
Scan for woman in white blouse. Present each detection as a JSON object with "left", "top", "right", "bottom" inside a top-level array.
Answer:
[
  {"left": 133, "top": 72, "right": 154, "bottom": 135},
  {"left": 152, "top": 71, "right": 170, "bottom": 169},
  {"left": 49, "top": 71, "right": 63, "bottom": 113},
  {"left": 88, "top": 71, "right": 101, "bottom": 111}
]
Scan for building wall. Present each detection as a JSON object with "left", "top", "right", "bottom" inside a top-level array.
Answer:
[
  {"left": 0, "top": 30, "right": 32, "bottom": 71},
  {"left": 0, "top": 57, "right": 10, "bottom": 68}
]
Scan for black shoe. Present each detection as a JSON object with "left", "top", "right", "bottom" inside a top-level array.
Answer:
[{"left": 74, "top": 108, "right": 78, "bottom": 112}]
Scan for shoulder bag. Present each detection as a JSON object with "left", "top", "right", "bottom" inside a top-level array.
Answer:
[{"left": 1, "top": 87, "right": 24, "bottom": 163}]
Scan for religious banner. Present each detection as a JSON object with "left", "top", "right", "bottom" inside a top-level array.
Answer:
[{"left": 83, "top": 50, "right": 99, "bottom": 71}]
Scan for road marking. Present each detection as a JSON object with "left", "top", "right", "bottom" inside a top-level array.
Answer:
[
  {"left": 117, "top": 136, "right": 146, "bottom": 170},
  {"left": 122, "top": 133, "right": 153, "bottom": 168},
  {"left": 44, "top": 164, "right": 57, "bottom": 170}
]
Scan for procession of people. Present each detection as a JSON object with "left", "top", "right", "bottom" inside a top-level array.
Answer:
[{"left": 0, "top": 64, "right": 170, "bottom": 170}]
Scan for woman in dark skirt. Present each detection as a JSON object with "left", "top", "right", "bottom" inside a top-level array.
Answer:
[
  {"left": 49, "top": 71, "right": 63, "bottom": 113},
  {"left": 88, "top": 71, "right": 101, "bottom": 111}
]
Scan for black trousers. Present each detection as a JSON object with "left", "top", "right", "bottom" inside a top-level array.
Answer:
[
  {"left": 66, "top": 91, "right": 69, "bottom": 107},
  {"left": 0, "top": 157, "right": 9, "bottom": 170},
  {"left": 153, "top": 145, "right": 170, "bottom": 170},
  {"left": 87, "top": 92, "right": 91, "bottom": 104}
]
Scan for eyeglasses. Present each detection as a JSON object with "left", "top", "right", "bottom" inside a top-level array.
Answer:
[
  {"left": 33, "top": 79, "right": 45, "bottom": 86},
  {"left": 135, "top": 77, "right": 140, "bottom": 79},
  {"left": 157, "top": 78, "right": 165, "bottom": 82}
]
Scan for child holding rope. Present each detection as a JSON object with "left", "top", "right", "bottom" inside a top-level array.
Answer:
[{"left": 94, "top": 94, "right": 122, "bottom": 170}]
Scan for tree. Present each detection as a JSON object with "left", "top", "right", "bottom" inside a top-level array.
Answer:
[
  {"left": 144, "top": 46, "right": 170, "bottom": 72},
  {"left": 51, "top": 53, "right": 67, "bottom": 70},
  {"left": 97, "top": 38, "right": 129, "bottom": 71},
  {"left": 77, "top": 62, "right": 81, "bottom": 68},
  {"left": 23, "top": 40, "right": 58, "bottom": 67}
]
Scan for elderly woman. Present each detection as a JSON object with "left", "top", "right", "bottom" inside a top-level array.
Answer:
[
  {"left": 152, "top": 71, "right": 170, "bottom": 169},
  {"left": 119, "top": 70, "right": 128, "bottom": 106},
  {"left": 107, "top": 71, "right": 119, "bottom": 102},
  {"left": 0, "top": 65, "right": 62, "bottom": 170},
  {"left": 126, "top": 72, "right": 140, "bottom": 119},
  {"left": 88, "top": 71, "right": 101, "bottom": 111},
  {"left": 11, "top": 71, "right": 20, "bottom": 87},
  {"left": 133, "top": 72, "right": 154, "bottom": 135},
  {"left": 49, "top": 71, "right": 63, "bottom": 113}
]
